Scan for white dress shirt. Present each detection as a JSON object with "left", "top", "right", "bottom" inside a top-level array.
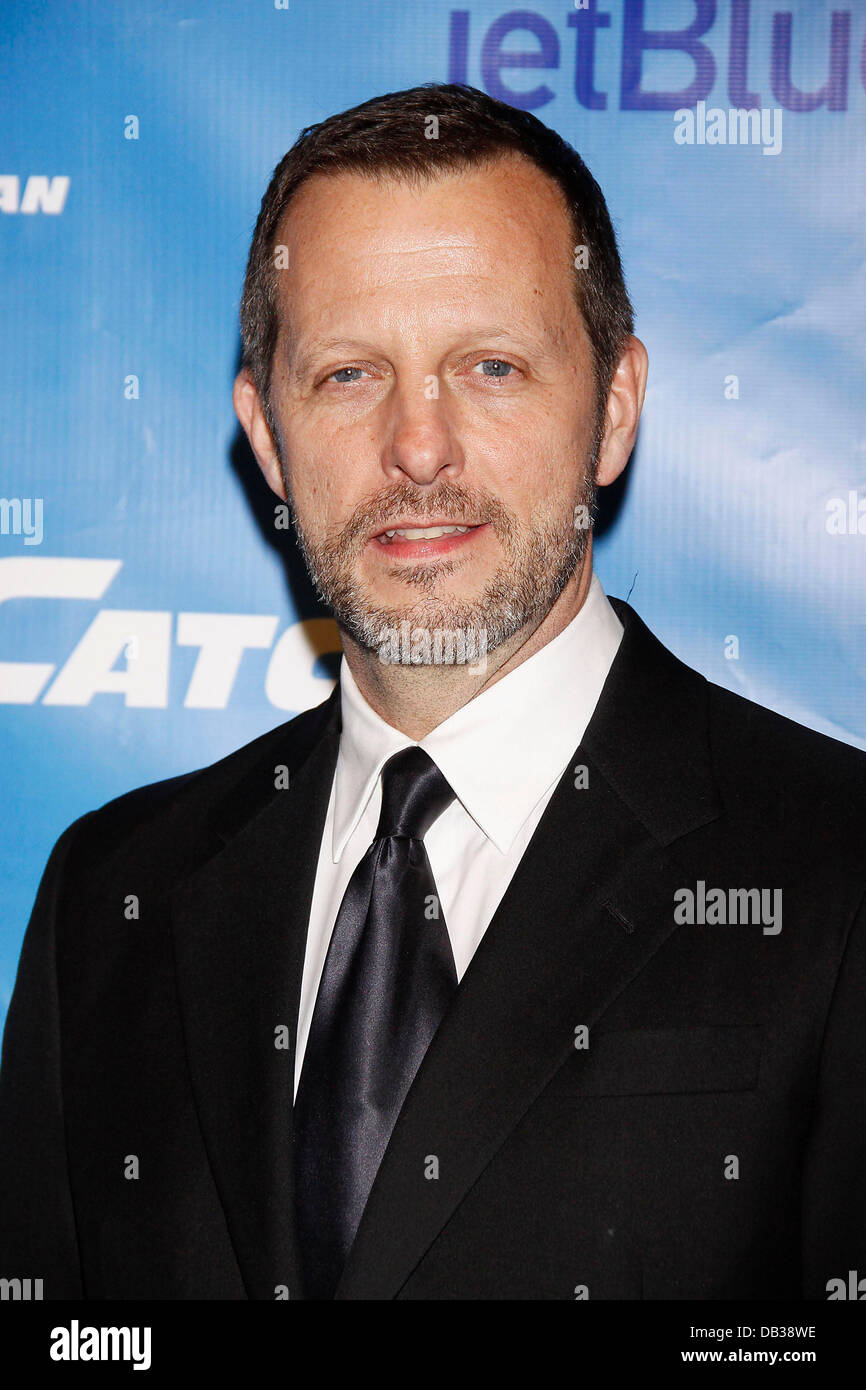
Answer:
[{"left": 293, "top": 572, "right": 624, "bottom": 1098}]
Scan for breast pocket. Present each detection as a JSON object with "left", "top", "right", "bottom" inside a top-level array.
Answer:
[{"left": 554, "top": 1025, "right": 764, "bottom": 1097}]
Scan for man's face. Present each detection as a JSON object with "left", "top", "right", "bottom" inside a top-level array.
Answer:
[{"left": 260, "top": 154, "right": 603, "bottom": 656}]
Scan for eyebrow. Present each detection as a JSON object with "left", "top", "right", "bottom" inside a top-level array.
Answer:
[
  {"left": 289, "top": 326, "right": 552, "bottom": 382},
  {"left": 289, "top": 338, "right": 382, "bottom": 383}
]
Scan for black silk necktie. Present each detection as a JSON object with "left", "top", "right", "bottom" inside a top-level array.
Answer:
[{"left": 293, "top": 745, "right": 459, "bottom": 1299}]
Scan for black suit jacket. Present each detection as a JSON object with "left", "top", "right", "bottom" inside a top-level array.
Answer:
[{"left": 1, "top": 597, "right": 865, "bottom": 1300}]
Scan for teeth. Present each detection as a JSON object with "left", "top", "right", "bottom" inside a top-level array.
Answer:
[{"left": 381, "top": 525, "right": 473, "bottom": 541}]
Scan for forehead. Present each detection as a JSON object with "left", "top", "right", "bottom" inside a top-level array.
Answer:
[{"left": 272, "top": 154, "right": 580, "bottom": 341}]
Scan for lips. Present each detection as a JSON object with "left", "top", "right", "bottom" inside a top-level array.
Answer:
[
  {"left": 375, "top": 523, "right": 479, "bottom": 545},
  {"left": 368, "top": 520, "right": 487, "bottom": 559}
]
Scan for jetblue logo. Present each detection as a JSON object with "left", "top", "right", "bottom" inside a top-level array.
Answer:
[{"left": 447, "top": 6, "right": 856, "bottom": 113}]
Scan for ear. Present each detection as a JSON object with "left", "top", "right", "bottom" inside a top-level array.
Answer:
[
  {"left": 232, "top": 369, "right": 286, "bottom": 499},
  {"left": 594, "top": 336, "right": 648, "bottom": 488}
]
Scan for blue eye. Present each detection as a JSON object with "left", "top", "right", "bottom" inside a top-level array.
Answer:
[
  {"left": 329, "top": 366, "right": 367, "bottom": 384},
  {"left": 477, "top": 359, "right": 513, "bottom": 378}
]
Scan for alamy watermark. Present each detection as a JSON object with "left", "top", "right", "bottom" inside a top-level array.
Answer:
[
  {"left": 0, "top": 497, "right": 43, "bottom": 545},
  {"left": 674, "top": 101, "right": 782, "bottom": 156},
  {"left": 0, "top": 1276, "right": 43, "bottom": 1299},
  {"left": 49, "top": 1320, "right": 151, "bottom": 1371},
  {"left": 674, "top": 881, "right": 782, "bottom": 935},
  {"left": 377, "top": 622, "right": 488, "bottom": 673}
]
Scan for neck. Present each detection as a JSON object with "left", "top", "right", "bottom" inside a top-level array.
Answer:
[{"left": 340, "top": 547, "right": 595, "bottom": 740}]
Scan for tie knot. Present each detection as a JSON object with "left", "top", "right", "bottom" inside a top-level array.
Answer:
[{"left": 376, "top": 746, "right": 456, "bottom": 841}]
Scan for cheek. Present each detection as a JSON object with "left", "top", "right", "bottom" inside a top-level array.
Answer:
[
  {"left": 284, "top": 420, "right": 366, "bottom": 527},
  {"left": 472, "top": 423, "right": 583, "bottom": 515}
]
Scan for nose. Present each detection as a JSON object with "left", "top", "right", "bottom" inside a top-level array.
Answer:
[{"left": 380, "top": 375, "right": 465, "bottom": 486}]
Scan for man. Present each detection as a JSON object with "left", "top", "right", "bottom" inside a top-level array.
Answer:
[{"left": 1, "top": 83, "right": 864, "bottom": 1302}]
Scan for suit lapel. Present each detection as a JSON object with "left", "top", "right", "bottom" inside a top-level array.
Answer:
[
  {"left": 337, "top": 601, "right": 723, "bottom": 1298},
  {"left": 169, "top": 687, "right": 341, "bottom": 1300}
]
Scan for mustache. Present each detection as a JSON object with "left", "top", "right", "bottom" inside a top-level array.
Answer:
[{"left": 325, "top": 480, "right": 516, "bottom": 556}]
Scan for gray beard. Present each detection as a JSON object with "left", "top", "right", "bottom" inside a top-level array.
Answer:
[{"left": 287, "top": 469, "right": 597, "bottom": 662}]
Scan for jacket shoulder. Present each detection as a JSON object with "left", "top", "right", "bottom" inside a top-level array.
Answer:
[
  {"left": 706, "top": 676, "right": 866, "bottom": 781},
  {"left": 56, "top": 694, "right": 338, "bottom": 894},
  {"left": 702, "top": 677, "right": 866, "bottom": 862}
]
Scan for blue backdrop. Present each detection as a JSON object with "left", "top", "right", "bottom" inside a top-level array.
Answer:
[{"left": 2, "top": 0, "right": 865, "bottom": 1028}]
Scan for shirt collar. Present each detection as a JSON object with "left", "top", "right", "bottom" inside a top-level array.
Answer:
[{"left": 331, "top": 572, "right": 623, "bottom": 861}]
